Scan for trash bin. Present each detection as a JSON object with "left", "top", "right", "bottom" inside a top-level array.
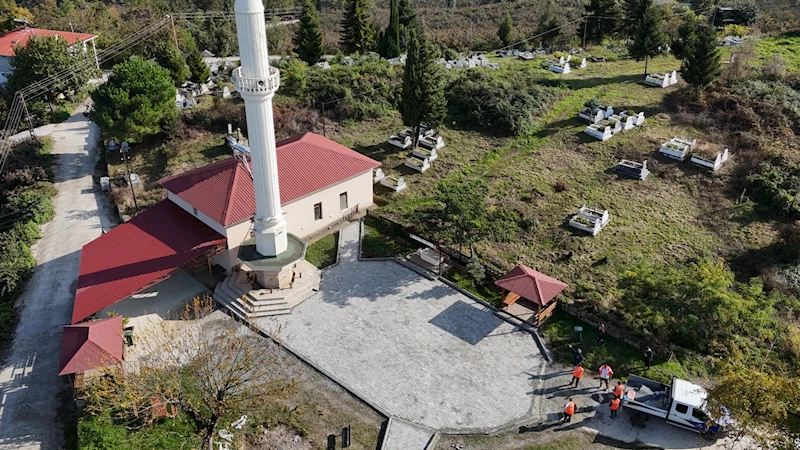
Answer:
[{"left": 574, "top": 326, "right": 583, "bottom": 342}]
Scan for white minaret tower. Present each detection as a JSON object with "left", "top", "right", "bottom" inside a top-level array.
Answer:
[{"left": 232, "top": 0, "right": 287, "bottom": 257}]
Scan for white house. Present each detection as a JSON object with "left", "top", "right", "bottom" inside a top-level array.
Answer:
[{"left": 0, "top": 27, "right": 98, "bottom": 84}]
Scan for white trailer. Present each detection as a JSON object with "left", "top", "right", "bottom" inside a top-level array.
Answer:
[{"left": 622, "top": 375, "right": 726, "bottom": 438}]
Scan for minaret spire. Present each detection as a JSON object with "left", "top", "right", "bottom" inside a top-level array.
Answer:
[{"left": 233, "top": 0, "right": 286, "bottom": 257}]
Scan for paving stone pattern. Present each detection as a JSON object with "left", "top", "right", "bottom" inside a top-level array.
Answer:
[
  {"left": 257, "top": 223, "right": 544, "bottom": 432},
  {"left": 381, "top": 418, "right": 435, "bottom": 450}
]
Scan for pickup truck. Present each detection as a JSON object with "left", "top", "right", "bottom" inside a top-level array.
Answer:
[{"left": 622, "top": 375, "right": 727, "bottom": 438}]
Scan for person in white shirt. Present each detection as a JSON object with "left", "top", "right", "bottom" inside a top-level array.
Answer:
[{"left": 598, "top": 363, "right": 613, "bottom": 390}]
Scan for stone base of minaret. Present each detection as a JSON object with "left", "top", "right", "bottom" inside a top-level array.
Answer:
[{"left": 212, "top": 233, "right": 321, "bottom": 319}]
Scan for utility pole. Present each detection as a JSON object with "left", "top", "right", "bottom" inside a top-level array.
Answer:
[
  {"left": 120, "top": 143, "right": 139, "bottom": 215},
  {"left": 582, "top": 16, "right": 588, "bottom": 53},
  {"left": 19, "top": 93, "right": 35, "bottom": 139},
  {"left": 170, "top": 14, "right": 180, "bottom": 52},
  {"left": 321, "top": 101, "right": 326, "bottom": 137}
]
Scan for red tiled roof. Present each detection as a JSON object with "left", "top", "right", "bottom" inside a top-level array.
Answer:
[
  {"left": 72, "top": 200, "right": 226, "bottom": 324},
  {"left": 158, "top": 132, "right": 380, "bottom": 227},
  {"left": 59, "top": 315, "right": 123, "bottom": 376},
  {"left": 0, "top": 27, "right": 96, "bottom": 57},
  {"left": 494, "top": 264, "right": 567, "bottom": 307}
]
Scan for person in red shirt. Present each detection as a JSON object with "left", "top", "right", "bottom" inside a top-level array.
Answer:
[
  {"left": 561, "top": 398, "right": 576, "bottom": 423},
  {"left": 598, "top": 363, "right": 613, "bottom": 390},
  {"left": 610, "top": 397, "right": 621, "bottom": 419},
  {"left": 570, "top": 363, "right": 585, "bottom": 388},
  {"left": 613, "top": 381, "right": 624, "bottom": 398}
]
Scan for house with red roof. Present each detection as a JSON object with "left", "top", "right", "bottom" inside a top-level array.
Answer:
[
  {"left": 59, "top": 315, "right": 123, "bottom": 388},
  {"left": 70, "top": 132, "right": 380, "bottom": 324},
  {"left": 0, "top": 26, "right": 98, "bottom": 84}
]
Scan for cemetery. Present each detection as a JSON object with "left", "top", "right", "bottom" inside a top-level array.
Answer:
[
  {"left": 413, "top": 146, "right": 438, "bottom": 161},
  {"left": 644, "top": 70, "right": 679, "bottom": 88},
  {"left": 380, "top": 175, "right": 407, "bottom": 192},
  {"left": 405, "top": 155, "right": 431, "bottom": 172},
  {"left": 659, "top": 137, "right": 697, "bottom": 160},
  {"left": 579, "top": 101, "right": 614, "bottom": 124},
  {"left": 690, "top": 145, "right": 730, "bottom": 171},
  {"left": 387, "top": 130, "right": 413, "bottom": 149},
  {"left": 568, "top": 206, "right": 611, "bottom": 236}
]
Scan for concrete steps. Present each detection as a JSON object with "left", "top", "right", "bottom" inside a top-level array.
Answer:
[{"left": 213, "top": 260, "right": 321, "bottom": 320}]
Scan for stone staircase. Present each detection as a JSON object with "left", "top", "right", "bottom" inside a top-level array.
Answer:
[{"left": 213, "top": 259, "right": 321, "bottom": 320}]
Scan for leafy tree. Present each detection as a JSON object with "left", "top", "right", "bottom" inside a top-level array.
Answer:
[
  {"left": 378, "top": 0, "right": 401, "bottom": 58},
  {"left": 621, "top": 0, "right": 652, "bottom": 36},
  {"left": 628, "top": 5, "right": 667, "bottom": 76},
  {"left": 400, "top": 24, "right": 445, "bottom": 148},
  {"left": 0, "top": 0, "right": 32, "bottom": 33},
  {"left": 153, "top": 41, "right": 189, "bottom": 87},
  {"left": 707, "top": 362, "right": 800, "bottom": 448},
  {"left": 294, "top": 0, "right": 324, "bottom": 64},
  {"left": 535, "top": 0, "right": 563, "bottom": 49},
  {"left": 497, "top": 13, "right": 513, "bottom": 48},
  {"left": 89, "top": 56, "right": 177, "bottom": 143},
  {"left": 670, "top": 11, "right": 697, "bottom": 61},
  {"left": 6, "top": 35, "right": 92, "bottom": 103},
  {"left": 340, "top": 0, "right": 375, "bottom": 54},
  {"left": 579, "top": 0, "right": 621, "bottom": 44},
  {"left": 83, "top": 299, "right": 295, "bottom": 446},
  {"left": 279, "top": 58, "right": 308, "bottom": 96},
  {"left": 186, "top": 50, "right": 210, "bottom": 84},
  {"left": 680, "top": 23, "right": 721, "bottom": 92},
  {"left": 398, "top": 0, "right": 417, "bottom": 51}
]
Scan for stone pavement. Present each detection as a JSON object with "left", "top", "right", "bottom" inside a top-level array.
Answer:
[
  {"left": 0, "top": 103, "right": 115, "bottom": 450},
  {"left": 381, "top": 418, "right": 436, "bottom": 450},
  {"left": 256, "top": 222, "right": 546, "bottom": 433}
]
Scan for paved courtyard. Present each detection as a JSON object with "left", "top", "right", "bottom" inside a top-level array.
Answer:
[{"left": 257, "top": 223, "right": 546, "bottom": 433}]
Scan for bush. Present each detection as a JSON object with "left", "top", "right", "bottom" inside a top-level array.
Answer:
[
  {"left": 747, "top": 156, "right": 800, "bottom": 217},
  {"left": 442, "top": 48, "right": 459, "bottom": 61},
  {"left": 446, "top": 70, "right": 559, "bottom": 136}
]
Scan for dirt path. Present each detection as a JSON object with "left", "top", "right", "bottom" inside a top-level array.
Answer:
[{"left": 0, "top": 104, "right": 116, "bottom": 450}]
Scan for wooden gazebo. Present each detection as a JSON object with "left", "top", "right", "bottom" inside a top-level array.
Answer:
[{"left": 495, "top": 264, "right": 567, "bottom": 326}]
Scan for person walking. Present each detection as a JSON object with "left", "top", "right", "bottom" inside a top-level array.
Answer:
[
  {"left": 569, "top": 344, "right": 584, "bottom": 366},
  {"left": 613, "top": 381, "right": 624, "bottom": 398},
  {"left": 561, "top": 398, "right": 576, "bottom": 423},
  {"left": 598, "top": 363, "right": 613, "bottom": 390},
  {"left": 610, "top": 396, "right": 621, "bottom": 419},
  {"left": 570, "top": 363, "right": 584, "bottom": 388},
  {"left": 597, "top": 323, "right": 606, "bottom": 345},
  {"left": 644, "top": 347, "right": 654, "bottom": 369}
]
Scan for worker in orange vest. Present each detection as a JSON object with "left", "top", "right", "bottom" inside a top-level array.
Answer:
[
  {"left": 570, "top": 363, "right": 585, "bottom": 388},
  {"left": 610, "top": 397, "right": 621, "bottom": 419},
  {"left": 561, "top": 398, "right": 576, "bottom": 423},
  {"left": 613, "top": 381, "right": 625, "bottom": 398}
]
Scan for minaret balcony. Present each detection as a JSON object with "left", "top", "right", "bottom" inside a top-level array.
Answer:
[{"left": 232, "top": 66, "right": 280, "bottom": 95}]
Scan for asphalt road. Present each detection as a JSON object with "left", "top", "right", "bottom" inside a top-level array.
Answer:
[{"left": 0, "top": 103, "right": 115, "bottom": 450}]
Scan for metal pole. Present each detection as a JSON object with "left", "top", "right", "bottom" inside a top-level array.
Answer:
[
  {"left": 582, "top": 17, "right": 588, "bottom": 53},
  {"left": 321, "top": 101, "right": 326, "bottom": 137},
  {"left": 170, "top": 15, "right": 180, "bottom": 52},
  {"left": 122, "top": 147, "right": 139, "bottom": 215}
]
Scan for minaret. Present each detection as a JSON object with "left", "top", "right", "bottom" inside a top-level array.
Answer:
[{"left": 232, "top": 0, "right": 287, "bottom": 257}]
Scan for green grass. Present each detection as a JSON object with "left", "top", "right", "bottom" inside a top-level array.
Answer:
[
  {"left": 360, "top": 216, "right": 420, "bottom": 258},
  {"left": 305, "top": 232, "right": 339, "bottom": 268},
  {"left": 756, "top": 36, "right": 800, "bottom": 73},
  {"left": 444, "top": 270, "right": 503, "bottom": 306},
  {"left": 540, "top": 310, "right": 689, "bottom": 384}
]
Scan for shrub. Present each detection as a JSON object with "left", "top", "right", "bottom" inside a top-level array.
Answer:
[
  {"left": 763, "top": 55, "right": 787, "bottom": 80},
  {"left": 747, "top": 156, "right": 800, "bottom": 217},
  {"left": 442, "top": 48, "right": 459, "bottom": 61},
  {"left": 446, "top": 70, "right": 559, "bottom": 136}
]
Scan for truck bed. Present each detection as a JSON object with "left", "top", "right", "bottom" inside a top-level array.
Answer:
[{"left": 623, "top": 375, "right": 671, "bottom": 418}]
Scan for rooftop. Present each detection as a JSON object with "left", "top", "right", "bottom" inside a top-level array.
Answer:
[
  {"left": 59, "top": 315, "right": 123, "bottom": 376},
  {"left": 0, "top": 27, "right": 96, "bottom": 57},
  {"left": 495, "top": 264, "right": 567, "bottom": 307}
]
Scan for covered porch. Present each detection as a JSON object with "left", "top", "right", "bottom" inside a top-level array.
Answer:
[{"left": 495, "top": 264, "right": 567, "bottom": 326}]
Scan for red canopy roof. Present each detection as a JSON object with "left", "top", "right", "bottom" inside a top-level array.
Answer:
[
  {"left": 0, "top": 27, "right": 96, "bottom": 57},
  {"left": 494, "top": 264, "right": 567, "bottom": 307},
  {"left": 72, "top": 200, "right": 226, "bottom": 324},
  {"left": 59, "top": 315, "right": 123, "bottom": 376},
  {"left": 158, "top": 132, "right": 380, "bottom": 227}
]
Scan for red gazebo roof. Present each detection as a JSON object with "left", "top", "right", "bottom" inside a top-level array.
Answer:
[
  {"left": 59, "top": 315, "right": 123, "bottom": 376},
  {"left": 494, "top": 264, "right": 567, "bottom": 307}
]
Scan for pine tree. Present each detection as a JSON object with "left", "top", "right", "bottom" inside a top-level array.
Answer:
[
  {"left": 378, "top": 0, "right": 401, "bottom": 58},
  {"left": 621, "top": 0, "right": 652, "bottom": 36},
  {"left": 340, "top": 0, "right": 376, "bottom": 54},
  {"left": 628, "top": 5, "right": 667, "bottom": 75},
  {"left": 536, "top": 0, "right": 563, "bottom": 49},
  {"left": 186, "top": 50, "right": 210, "bottom": 84},
  {"left": 670, "top": 11, "right": 697, "bottom": 61},
  {"left": 579, "top": 0, "right": 621, "bottom": 44},
  {"left": 400, "top": 24, "right": 446, "bottom": 148},
  {"left": 497, "top": 14, "right": 513, "bottom": 48},
  {"left": 398, "top": 0, "right": 417, "bottom": 51},
  {"left": 153, "top": 41, "right": 189, "bottom": 87},
  {"left": 680, "top": 23, "right": 721, "bottom": 92},
  {"left": 294, "top": 0, "right": 324, "bottom": 64}
]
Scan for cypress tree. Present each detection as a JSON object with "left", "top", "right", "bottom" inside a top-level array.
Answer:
[
  {"left": 294, "top": 0, "right": 324, "bottom": 64},
  {"left": 497, "top": 14, "right": 513, "bottom": 48},
  {"left": 400, "top": 24, "right": 446, "bottom": 148},
  {"left": 340, "top": 0, "right": 376, "bottom": 54},
  {"left": 628, "top": 5, "right": 667, "bottom": 76},
  {"left": 153, "top": 41, "right": 189, "bottom": 87},
  {"left": 398, "top": 0, "right": 417, "bottom": 51},
  {"left": 186, "top": 50, "right": 210, "bottom": 84},
  {"left": 579, "top": 0, "right": 621, "bottom": 44},
  {"left": 378, "top": 0, "right": 401, "bottom": 58},
  {"left": 621, "top": 0, "right": 652, "bottom": 36},
  {"left": 670, "top": 12, "right": 697, "bottom": 61},
  {"left": 681, "top": 23, "right": 722, "bottom": 92}
]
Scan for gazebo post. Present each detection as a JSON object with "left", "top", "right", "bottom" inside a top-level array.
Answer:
[{"left": 537, "top": 303, "right": 542, "bottom": 326}]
